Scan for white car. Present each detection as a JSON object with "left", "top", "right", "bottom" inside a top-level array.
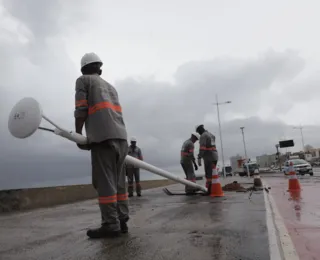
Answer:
[{"left": 283, "top": 159, "right": 313, "bottom": 176}]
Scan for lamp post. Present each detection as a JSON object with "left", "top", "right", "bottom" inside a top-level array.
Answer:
[
  {"left": 293, "top": 125, "right": 305, "bottom": 152},
  {"left": 240, "top": 127, "right": 250, "bottom": 177},
  {"left": 213, "top": 94, "right": 231, "bottom": 178},
  {"left": 275, "top": 144, "right": 282, "bottom": 171}
]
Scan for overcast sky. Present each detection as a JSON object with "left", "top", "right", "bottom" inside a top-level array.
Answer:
[{"left": 1, "top": 0, "right": 320, "bottom": 189}]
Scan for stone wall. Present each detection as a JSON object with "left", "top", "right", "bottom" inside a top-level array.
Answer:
[{"left": 0, "top": 179, "right": 175, "bottom": 213}]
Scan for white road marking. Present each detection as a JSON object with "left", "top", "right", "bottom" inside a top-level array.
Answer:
[{"left": 263, "top": 180, "right": 300, "bottom": 260}]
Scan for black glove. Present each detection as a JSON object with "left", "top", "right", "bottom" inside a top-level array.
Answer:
[
  {"left": 77, "top": 143, "right": 91, "bottom": 151},
  {"left": 193, "top": 160, "right": 198, "bottom": 171}
]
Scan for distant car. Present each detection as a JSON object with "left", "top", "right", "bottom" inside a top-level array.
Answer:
[
  {"left": 311, "top": 161, "right": 320, "bottom": 167},
  {"left": 218, "top": 171, "right": 233, "bottom": 177},
  {"left": 218, "top": 166, "right": 233, "bottom": 177},
  {"left": 283, "top": 159, "right": 313, "bottom": 176},
  {"left": 241, "top": 162, "right": 259, "bottom": 177},
  {"left": 225, "top": 166, "right": 233, "bottom": 177}
]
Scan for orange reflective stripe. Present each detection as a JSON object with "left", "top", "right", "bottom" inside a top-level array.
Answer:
[
  {"left": 117, "top": 193, "right": 128, "bottom": 201},
  {"left": 212, "top": 175, "right": 219, "bottom": 179},
  {"left": 98, "top": 195, "right": 117, "bottom": 204},
  {"left": 200, "top": 146, "right": 216, "bottom": 151},
  {"left": 76, "top": 99, "right": 88, "bottom": 107},
  {"left": 181, "top": 152, "right": 189, "bottom": 156},
  {"left": 88, "top": 101, "right": 122, "bottom": 115}
]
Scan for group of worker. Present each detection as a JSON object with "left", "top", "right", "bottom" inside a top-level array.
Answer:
[
  {"left": 180, "top": 126, "right": 218, "bottom": 195},
  {"left": 73, "top": 52, "right": 217, "bottom": 239}
]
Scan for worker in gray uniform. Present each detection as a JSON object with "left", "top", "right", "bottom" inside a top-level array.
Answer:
[
  {"left": 195, "top": 124, "right": 219, "bottom": 195},
  {"left": 74, "top": 52, "right": 129, "bottom": 239},
  {"left": 126, "top": 137, "right": 143, "bottom": 197},
  {"left": 180, "top": 132, "right": 200, "bottom": 194}
]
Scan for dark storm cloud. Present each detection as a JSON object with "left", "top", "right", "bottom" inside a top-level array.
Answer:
[
  {"left": 172, "top": 49, "right": 305, "bottom": 115},
  {"left": 116, "top": 49, "right": 306, "bottom": 167},
  {"left": 0, "top": 0, "right": 90, "bottom": 174}
]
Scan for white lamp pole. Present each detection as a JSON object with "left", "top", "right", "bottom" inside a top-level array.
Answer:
[
  {"left": 240, "top": 127, "right": 250, "bottom": 178},
  {"left": 213, "top": 94, "right": 231, "bottom": 178}
]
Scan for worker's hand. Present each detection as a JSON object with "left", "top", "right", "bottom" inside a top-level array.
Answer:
[
  {"left": 194, "top": 164, "right": 198, "bottom": 171},
  {"left": 77, "top": 143, "right": 91, "bottom": 151},
  {"left": 197, "top": 158, "right": 202, "bottom": 166}
]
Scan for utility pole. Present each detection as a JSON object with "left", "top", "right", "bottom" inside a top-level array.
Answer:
[
  {"left": 213, "top": 95, "right": 231, "bottom": 178},
  {"left": 240, "top": 127, "right": 250, "bottom": 178},
  {"left": 293, "top": 125, "right": 305, "bottom": 152},
  {"left": 275, "top": 144, "right": 282, "bottom": 171}
]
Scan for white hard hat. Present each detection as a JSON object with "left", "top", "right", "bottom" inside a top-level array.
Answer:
[
  {"left": 195, "top": 124, "right": 203, "bottom": 132},
  {"left": 130, "top": 136, "right": 137, "bottom": 142},
  {"left": 81, "top": 52, "right": 103, "bottom": 69},
  {"left": 191, "top": 132, "right": 200, "bottom": 140}
]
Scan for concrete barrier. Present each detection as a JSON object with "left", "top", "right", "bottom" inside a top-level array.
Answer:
[{"left": 0, "top": 179, "right": 175, "bottom": 213}]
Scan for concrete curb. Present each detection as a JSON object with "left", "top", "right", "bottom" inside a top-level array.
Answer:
[
  {"left": 263, "top": 180, "right": 299, "bottom": 260},
  {"left": 0, "top": 179, "right": 176, "bottom": 213}
]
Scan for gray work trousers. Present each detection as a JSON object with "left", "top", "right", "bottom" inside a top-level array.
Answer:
[
  {"left": 203, "top": 151, "right": 218, "bottom": 189},
  {"left": 91, "top": 139, "right": 129, "bottom": 231},
  {"left": 181, "top": 161, "right": 196, "bottom": 193},
  {"left": 127, "top": 168, "right": 141, "bottom": 195}
]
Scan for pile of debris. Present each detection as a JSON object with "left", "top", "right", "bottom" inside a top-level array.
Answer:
[{"left": 222, "top": 181, "right": 247, "bottom": 192}]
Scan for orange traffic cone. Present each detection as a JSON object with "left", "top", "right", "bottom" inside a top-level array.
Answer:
[
  {"left": 210, "top": 164, "right": 224, "bottom": 197},
  {"left": 287, "top": 161, "right": 301, "bottom": 192}
]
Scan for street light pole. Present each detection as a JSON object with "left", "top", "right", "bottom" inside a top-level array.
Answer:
[
  {"left": 293, "top": 125, "right": 305, "bottom": 152},
  {"left": 213, "top": 95, "right": 231, "bottom": 178},
  {"left": 275, "top": 144, "right": 282, "bottom": 171},
  {"left": 240, "top": 127, "right": 250, "bottom": 178}
]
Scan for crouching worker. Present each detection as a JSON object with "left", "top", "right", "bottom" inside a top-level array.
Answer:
[
  {"left": 74, "top": 52, "right": 129, "bottom": 239},
  {"left": 180, "top": 132, "right": 200, "bottom": 194}
]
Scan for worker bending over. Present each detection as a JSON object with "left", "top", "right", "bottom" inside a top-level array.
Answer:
[
  {"left": 180, "top": 132, "right": 200, "bottom": 194},
  {"left": 74, "top": 52, "right": 129, "bottom": 239},
  {"left": 126, "top": 137, "right": 143, "bottom": 197},
  {"left": 195, "top": 124, "right": 218, "bottom": 195}
]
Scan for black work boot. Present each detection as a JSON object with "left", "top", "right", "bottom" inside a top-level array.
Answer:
[
  {"left": 136, "top": 185, "right": 142, "bottom": 197},
  {"left": 86, "top": 226, "right": 121, "bottom": 239},
  {"left": 128, "top": 186, "right": 134, "bottom": 197},
  {"left": 120, "top": 221, "right": 128, "bottom": 233}
]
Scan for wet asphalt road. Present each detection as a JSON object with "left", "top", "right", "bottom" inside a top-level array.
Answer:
[
  {"left": 262, "top": 172, "right": 320, "bottom": 260},
  {"left": 0, "top": 181, "right": 270, "bottom": 260}
]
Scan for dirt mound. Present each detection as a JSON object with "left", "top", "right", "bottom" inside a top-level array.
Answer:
[{"left": 222, "top": 181, "right": 247, "bottom": 192}]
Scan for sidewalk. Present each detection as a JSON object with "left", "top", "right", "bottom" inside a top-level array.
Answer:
[{"left": 0, "top": 178, "right": 270, "bottom": 260}]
